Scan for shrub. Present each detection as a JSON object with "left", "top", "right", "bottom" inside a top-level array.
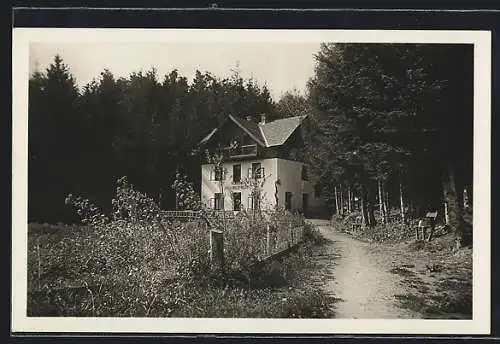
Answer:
[
  {"left": 28, "top": 175, "right": 325, "bottom": 317},
  {"left": 303, "top": 222, "right": 326, "bottom": 245}
]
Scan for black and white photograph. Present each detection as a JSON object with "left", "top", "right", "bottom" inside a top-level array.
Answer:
[{"left": 11, "top": 29, "right": 490, "bottom": 334}]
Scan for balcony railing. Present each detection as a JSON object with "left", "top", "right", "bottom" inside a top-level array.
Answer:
[{"left": 222, "top": 144, "right": 258, "bottom": 158}]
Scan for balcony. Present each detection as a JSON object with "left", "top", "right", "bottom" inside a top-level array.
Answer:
[{"left": 222, "top": 144, "right": 258, "bottom": 159}]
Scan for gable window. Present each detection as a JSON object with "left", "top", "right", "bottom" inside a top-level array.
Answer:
[
  {"left": 214, "top": 193, "right": 223, "bottom": 210},
  {"left": 301, "top": 165, "right": 308, "bottom": 181},
  {"left": 233, "top": 164, "right": 241, "bottom": 183},
  {"left": 233, "top": 192, "right": 242, "bottom": 211},
  {"left": 285, "top": 192, "right": 292, "bottom": 211}
]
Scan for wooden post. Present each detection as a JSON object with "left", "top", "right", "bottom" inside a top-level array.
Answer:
[
  {"left": 210, "top": 229, "right": 224, "bottom": 272},
  {"left": 416, "top": 220, "right": 422, "bottom": 240},
  {"left": 426, "top": 212, "right": 438, "bottom": 242}
]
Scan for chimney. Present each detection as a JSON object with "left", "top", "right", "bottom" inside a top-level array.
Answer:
[
  {"left": 246, "top": 115, "right": 252, "bottom": 121},
  {"left": 259, "top": 114, "right": 266, "bottom": 125}
]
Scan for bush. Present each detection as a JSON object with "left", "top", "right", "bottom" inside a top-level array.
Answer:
[
  {"left": 28, "top": 176, "right": 327, "bottom": 317},
  {"left": 303, "top": 223, "right": 326, "bottom": 245}
]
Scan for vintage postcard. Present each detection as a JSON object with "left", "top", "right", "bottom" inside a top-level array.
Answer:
[{"left": 11, "top": 28, "right": 491, "bottom": 335}]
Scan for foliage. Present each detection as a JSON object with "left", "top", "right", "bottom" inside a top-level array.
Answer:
[
  {"left": 302, "top": 222, "right": 327, "bottom": 245},
  {"left": 171, "top": 172, "right": 201, "bottom": 210},
  {"left": 29, "top": 56, "right": 280, "bottom": 223},
  {"left": 306, "top": 43, "right": 473, "bottom": 242},
  {"left": 28, "top": 174, "right": 326, "bottom": 317},
  {"left": 275, "top": 88, "right": 311, "bottom": 118}
]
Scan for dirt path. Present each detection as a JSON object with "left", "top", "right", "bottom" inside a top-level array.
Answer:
[{"left": 308, "top": 219, "right": 422, "bottom": 319}]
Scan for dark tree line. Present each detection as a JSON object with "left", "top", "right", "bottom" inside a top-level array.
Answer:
[
  {"left": 28, "top": 55, "right": 281, "bottom": 223},
  {"left": 303, "top": 43, "right": 473, "bottom": 246},
  {"left": 29, "top": 46, "right": 474, "bottom": 248}
]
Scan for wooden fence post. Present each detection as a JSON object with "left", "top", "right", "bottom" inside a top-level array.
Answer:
[
  {"left": 210, "top": 229, "right": 224, "bottom": 272},
  {"left": 266, "top": 225, "right": 272, "bottom": 256},
  {"left": 416, "top": 220, "right": 422, "bottom": 240}
]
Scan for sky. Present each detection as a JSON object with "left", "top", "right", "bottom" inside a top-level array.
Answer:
[{"left": 29, "top": 42, "right": 321, "bottom": 100}]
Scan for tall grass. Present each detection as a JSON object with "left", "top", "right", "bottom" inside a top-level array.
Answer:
[{"left": 27, "top": 176, "right": 334, "bottom": 318}]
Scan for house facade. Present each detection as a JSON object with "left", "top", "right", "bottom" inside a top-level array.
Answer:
[{"left": 197, "top": 114, "right": 328, "bottom": 216}]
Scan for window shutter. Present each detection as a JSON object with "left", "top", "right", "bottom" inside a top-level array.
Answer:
[
  {"left": 260, "top": 167, "right": 265, "bottom": 179},
  {"left": 222, "top": 168, "right": 226, "bottom": 180},
  {"left": 209, "top": 170, "right": 214, "bottom": 181},
  {"left": 248, "top": 168, "right": 253, "bottom": 179}
]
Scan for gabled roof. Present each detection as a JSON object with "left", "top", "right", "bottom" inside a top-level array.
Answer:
[
  {"left": 229, "top": 115, "right": 266, "bottom": 146},
  {"left": 260, "top": 115, "right": 306, "bottom": 147},
  {"left": 197, "top": 114, "right": 307, "bottom": 148}
]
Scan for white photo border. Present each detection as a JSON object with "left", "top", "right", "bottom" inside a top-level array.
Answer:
[{"left": 12, "top": 28, "right": 491, "bottom": 335}]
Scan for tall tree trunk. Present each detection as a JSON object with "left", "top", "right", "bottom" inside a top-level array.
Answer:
[
  {"left": 347, "top": 184, "right": 352, "bottom": 213},
  {"left": 367, "top": 202, "right": 377, "bottom": 227},
  {"left": 444, "top": 201, "right": 449, "bottom": 225},
  {"left": 334, "top": 184, "right": 339, "bottom": 216},
  {"left": 360, "top": 184, "right": 368, "bottom": 228},
  {"left": 383, "top": 182, "right": 389, "bottom": 223},
  {"left": 339, "top": 184, "right": 344, "bottom": 216},
  {"left": 442, "top": 164, "right": 465, "bottom": 248},
  {"left": 378, "top": 178, "right": 385, "bottom": 223},
  {"left": 367, "top": 183, "right": 377, "bottom": 227},
  {"left": 399, "top": 177, "right": 405, "bottom": 224}
]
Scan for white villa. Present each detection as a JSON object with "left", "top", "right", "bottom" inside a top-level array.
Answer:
[{"left": 196, "top": 114, "right": 328, "bottom": 217}]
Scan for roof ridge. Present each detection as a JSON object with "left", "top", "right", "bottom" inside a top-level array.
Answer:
[
  {"left": 258, "top": 124, "right": 269, "bottom": 147},
  {"left": 263, "top": 115, "right": 306, "bottom": 125},
  {"left": 229, "top": 114, "right": 266, "bottom": 146}
]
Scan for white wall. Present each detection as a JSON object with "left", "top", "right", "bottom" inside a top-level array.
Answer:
[
  {"left": 276, "top": 158, "right": 327, "bottom": 214},
  {"left": 201, "top": 157, "right": 327, "bottom": 215},
  {"left": 201, "top": 158, "right": 278, "bottom": 211}
]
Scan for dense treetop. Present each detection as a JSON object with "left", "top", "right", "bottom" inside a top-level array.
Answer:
[{"left": 29, "top": 44, "right": 473, "bottom": 247}]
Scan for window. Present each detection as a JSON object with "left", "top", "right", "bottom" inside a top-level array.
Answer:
[
  {"left": 233, "top": 164, "right": 241, "bottom": 183},
  {"left": 247, "top": 194, "right": 260, "bottom": 210},
  {"left": 251, "top": 162, "right": 263, "bottom": 179},
  {"left": 233, "top": 192, "right": 241, "bottom": 211},
  {"left": 314, "top": 183, "right": 322, "bottom": 198},
  {"left": 285, "top": 192, "right": 292, "bottom": 211},
  {"left": 213, "top": 166, "right": 224, "bottom": 181},
  {"left": 301, "top": 165, "right": 308, "bottom": 181},
  {"left": 214, "top": 193, "right": 223, "bottom": 210}
]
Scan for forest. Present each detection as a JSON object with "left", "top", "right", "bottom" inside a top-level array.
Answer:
[{"left": 28, "top": 43, "right": 473, "bottom": 246}]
